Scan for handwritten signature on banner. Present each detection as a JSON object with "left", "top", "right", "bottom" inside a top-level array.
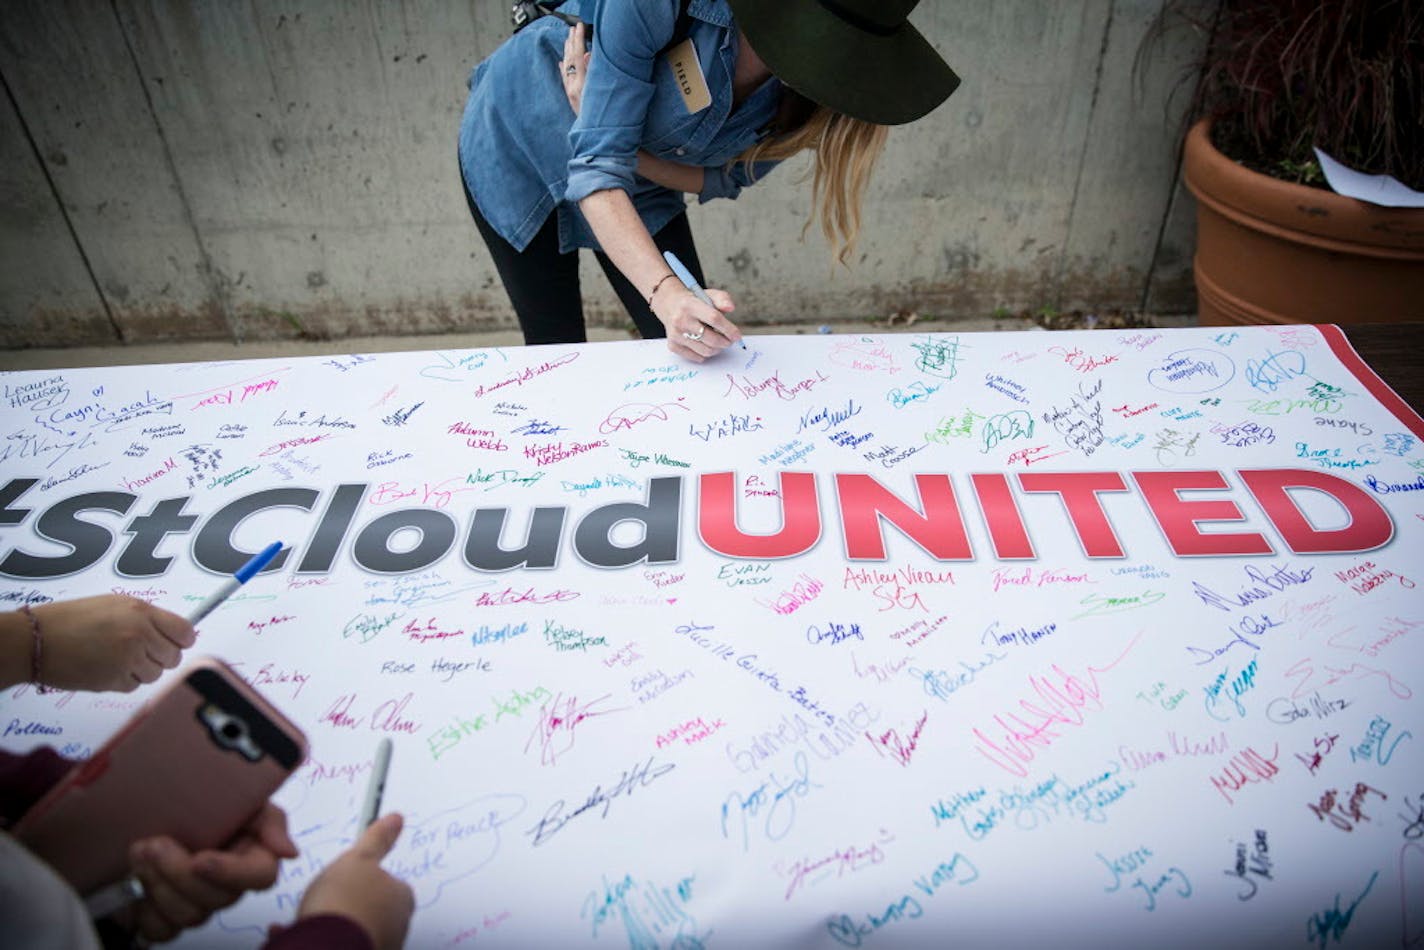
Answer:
[
  {"left": 972, "top": 634, "right": 1143, "bottom": 777},
  {"left": 526, "top": 757, "right": 677, "bottom": 847}
]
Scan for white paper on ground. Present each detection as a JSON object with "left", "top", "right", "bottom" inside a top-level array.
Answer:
[{"left": 1314, "top": 147, "right": 1424, "bottom": 208}]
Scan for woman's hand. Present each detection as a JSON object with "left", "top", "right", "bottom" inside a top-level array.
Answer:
[
  {"left": 576, "top": 190, "right": 741, "bottom": 364},
  {"left": 652, "top": 283, "right": 742, "bottom": 363},
  {"left": 125, "top": 802, "right": 298, "bottom": 943},
  {"left": 295, "top": 814, "right": 415, "bottom": 950},
  {"left": 2, "top": 594, "right": 196, "bottom": 692},
  {"left": 560, "top": 23, "right": 592, "bottom": 115}
]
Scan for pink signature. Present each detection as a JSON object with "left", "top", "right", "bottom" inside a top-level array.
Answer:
[
  {"left": 1286, "top": 656, "right": 1412, "bottom": 701},
  {"left": 1048, "top": 345, "right": 1120, "bottom": 374},
  {"left": 777, "top": 830, "right": 894, "bottom": 901},
  {"left": 598, "top": 399, "right": 689, "bottom": 434},
  {"left": 828, "top": 341, "right": 901, "bottom": 374},
  {"left": 174, "top": 369, "right": 291, "bottom": 409},
  {"left": 525, "top": 693, "right": 628, "bottom": 766},
  {"left": 972, "top": 633, "right": 1142, "bottom": 776}
]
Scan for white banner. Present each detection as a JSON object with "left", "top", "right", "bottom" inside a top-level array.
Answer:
[{"left": 2, "top": 324, "right": 1422, "bottom": 948}]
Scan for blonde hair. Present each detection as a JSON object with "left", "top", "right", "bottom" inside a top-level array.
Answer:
[{"left": 736, "top": 102, "right": 889, "bottom": 266}]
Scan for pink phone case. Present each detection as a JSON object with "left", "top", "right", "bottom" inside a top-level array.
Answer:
[{"left": 14, "top": 656, "right": 308, "bottom": 897}]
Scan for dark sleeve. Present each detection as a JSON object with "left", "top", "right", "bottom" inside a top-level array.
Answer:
[
  {"left": 263, "top": 915, "right": 375, "bottom": 950},
  {"left": 0, "top": 746, "right": 76, "bottom": 828}
]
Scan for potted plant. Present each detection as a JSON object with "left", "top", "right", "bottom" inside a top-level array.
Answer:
[{"left": 1170, "top": 0, "right": 1424, "bottom": 325}]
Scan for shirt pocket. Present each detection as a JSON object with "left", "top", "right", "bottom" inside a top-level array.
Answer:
[{"left": 639, "top": 68, "right": 708, "bottom": 157}]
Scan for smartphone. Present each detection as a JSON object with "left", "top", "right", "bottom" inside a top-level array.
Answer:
[{"left": 13, "top": 656, "right": 308, "bottom": 898}]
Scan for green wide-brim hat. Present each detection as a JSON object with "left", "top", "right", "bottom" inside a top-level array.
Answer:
[{"left": 726, "top": 0, "right": 960, "bottom": 125}]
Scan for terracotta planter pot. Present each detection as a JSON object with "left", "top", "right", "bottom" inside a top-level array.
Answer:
[{"left": 1183, "top": 119, "right": 1424, "bottom": 326}]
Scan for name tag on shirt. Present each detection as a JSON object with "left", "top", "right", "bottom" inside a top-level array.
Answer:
[{"left": 665, "top": 37, "right": 711, "bottom": 114}]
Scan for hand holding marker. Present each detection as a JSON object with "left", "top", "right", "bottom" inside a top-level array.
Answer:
[
  {"left": 83, "top": 541, "right": 286, "bottom": 919},
  {"left": 300, "top": 739, "right": 412, "bottom": 950},
  {"left": 664, "top": 250, "right": 747, "bottom": 350},
  {"left": 188, "top": 542, "right": 284, "bottom": 626}
]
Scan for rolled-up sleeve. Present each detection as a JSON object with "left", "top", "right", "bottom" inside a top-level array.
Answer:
[
  {"left": 565, "top": 1, "right": 678, "bottom": 204},
  {"left": 699, "top": 159, "right": 781, "bottom": 203}
]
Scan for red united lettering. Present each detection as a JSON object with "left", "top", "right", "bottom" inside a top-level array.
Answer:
[
  {"left": 1018, "top": 471, "right": 1130, "bottom": 558},
  {"left": 1239, "top": 469, "right": 1393, "bottom": 554},
  {"left": 835, "top": 474, "right": 972, "bottom": 560},
  {"left": 970, "top": 473, "right": 1034, "bottom": 559},
  {"left": 699, "top": 471, "right": 820, "bottom": 558},
  {"left": 1133, "top": 470, "right": 1273, "bottom": 557}
]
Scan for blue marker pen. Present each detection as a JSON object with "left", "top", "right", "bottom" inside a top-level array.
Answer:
[
  {"left": 663, "top": 251, "right": 747, "bottom": 350},
  {"left": 187, "top": 542, "right": 283, "bottom": 625}
]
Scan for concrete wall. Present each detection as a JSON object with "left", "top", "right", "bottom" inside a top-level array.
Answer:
[{"left": 0, "top": 0, "right": 1207, "bottom": 349}]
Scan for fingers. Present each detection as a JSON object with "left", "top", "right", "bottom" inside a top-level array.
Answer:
[
  {"left": 130, "top": 837, "right": 236, "bottom": 941},
  {"left": 671, "top": 297, "right": 740, "bottom": 354},
  {"left": 138, "top": 600, "right": 193, "bottom": 678},
  {"left": 699, "top": 290, "right": 742, "bottom": 346},
  {"left": 144, "top": 635, "right": 183, "bottom": 671},
  {"left": 102, "top": 595, "right": 185, "bottom": 675},
  {"left": 191, "top": 839, "right": 282, "bottom": 893},
  {"left": 130, "top": 653, "right": 165, "bottom": 685},
  {"left": 245, "top": 802, "right": 299, "bottom": 860},
  {"left": 561, "top": 24, "right": 587, "bottom": 77},
  {"left": 353, "top": 812, "right": 404, "bottom": 861},
  {"left": 125, "top": 598, "right": 175, "bottom": 683},
  {"left": 181, "top": 805, "right": 291, "bottom": 912},
  {"left": 671, "top": 323, "right": 717, "bottom": 359},
  {"left": 148, "top": 603, "right": 197, "bottom": 649},
  {"left": 661, "top": 289, "right": 743, "bottom": 363},
  {"left": 696, "top": 312, "right": 742, "bottom": 348},
  {"left": 705, "top": 288, "right": 736, "bottom": 313},
  {"left": 667, "top": 340, "right": 708, "bottom": 364}
]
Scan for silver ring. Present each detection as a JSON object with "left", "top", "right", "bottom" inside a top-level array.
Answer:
[
  {"left": 682, "top": 327, "right": 706, "bottom": 342},
  {"left": 565, "top": 64, "right": 577, "bottom": 76}
]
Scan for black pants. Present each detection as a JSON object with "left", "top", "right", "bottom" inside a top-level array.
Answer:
[{"left": 463, "top": 172, "right": 706, "bottom": 345}]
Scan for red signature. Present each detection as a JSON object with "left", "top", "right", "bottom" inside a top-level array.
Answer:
[
  {"left": 865, "top": 711, "right": 928, "bottom": 767},
  {"left": 525, "top": 693, "right": 628, "bottom": 766},
  {"left": 1005, "top": 444, "right": 1069, "bottom": 467}
]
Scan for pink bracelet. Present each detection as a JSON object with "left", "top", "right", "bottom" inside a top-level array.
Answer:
[{"left": 19, "top": 604, "right": 50, "bottom": 693}]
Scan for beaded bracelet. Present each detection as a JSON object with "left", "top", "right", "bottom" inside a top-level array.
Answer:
[
  {"left": 19, "top": 604, "right": 50, "bottom": 693},
  {"left": 646, "top": 272, "right": 679, "bottom": 306}
]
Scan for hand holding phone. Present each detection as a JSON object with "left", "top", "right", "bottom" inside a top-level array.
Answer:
[
  {"left": 14, "top": 656, "right": 307, "bottom": 899},
  {"left": 123, "top": 801, "right": 297, "bottom": 942}
]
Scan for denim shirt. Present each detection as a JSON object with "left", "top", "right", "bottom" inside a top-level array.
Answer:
[{"left": 458, "top": 0, "right": 781, "bottom": 253}]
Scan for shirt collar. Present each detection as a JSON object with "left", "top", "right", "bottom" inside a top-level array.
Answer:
[{"left": 688, "top": 0, "right": 732, "bottom": 29}]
